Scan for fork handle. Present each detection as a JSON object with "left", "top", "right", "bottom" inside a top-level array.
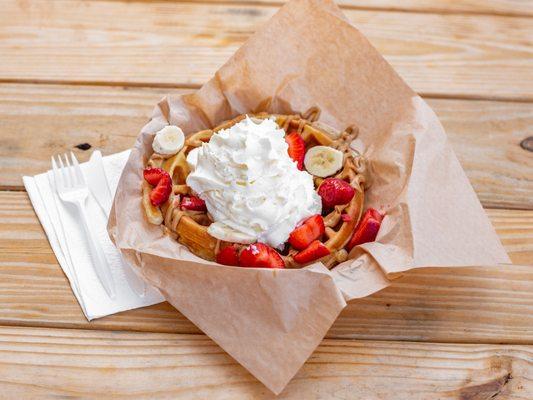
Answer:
[{"left": 74, "top": 199, "right": 116, "bottom": 299}]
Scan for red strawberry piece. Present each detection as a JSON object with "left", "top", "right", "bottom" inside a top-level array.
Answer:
[
  {"left": 367, "top": 208, "right": 383, "bottom": 223},
  {"left": 285, "top": 131, "right": 305, "bottom": 170},
  {"left": 293, "top": 240, "right": 331, "bottom": 264},
  {"left": 318, "top": 178, "right": 355, "bottom": 209},
  {"left": 346, "top": 208, "right": 383, "bottom": 251},
  {"left": 288, "top": 215, "right": 325, "bottom": 250},
  {"left": 181, "top": 195, "right": 207, "bottom": 211},
  {"left": 143, "top": 167, "right": 166, "bottom": 186},
  {"left": 341, "top": 214, "right": 352, "bottom": 222},
  {"left": 216, "top": 245, "right": 239, "bottom": 266},
  {"left": 149, "top": 173, "right": 172, "bottom": 206},
  {"left": 239, "top": 243, "right": 285, "bottom": 269}
]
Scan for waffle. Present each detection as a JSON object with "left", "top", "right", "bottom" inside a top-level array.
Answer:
[{"left": 142, "top": 109, "right": 368, "bottom": 269}]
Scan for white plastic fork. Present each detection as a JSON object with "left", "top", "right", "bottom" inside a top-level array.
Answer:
[{"left": 52, "top": 152, "right": 116, "bottom": 299}]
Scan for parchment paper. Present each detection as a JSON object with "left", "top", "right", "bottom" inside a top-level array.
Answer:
[{"left": 108, "top": 0, "right": 510, "bottom": 393}]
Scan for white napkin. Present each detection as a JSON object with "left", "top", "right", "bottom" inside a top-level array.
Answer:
[{"left": 23, "top": 150, "right": 164, "bottom": 320}]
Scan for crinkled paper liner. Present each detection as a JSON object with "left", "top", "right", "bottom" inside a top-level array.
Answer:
[{"left": 109, "top": 0, "right": 510, "bottom": 394}]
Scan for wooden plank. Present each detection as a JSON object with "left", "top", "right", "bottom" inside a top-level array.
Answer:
[
  {"left": 0, "top": 326, "right": 530, "bottom": 398},
  {"left": 0, "top": 83, "right": 184, "bottom": 190},
  {"left": 195, "top": 0, "right": 533, "bottom": 17},
  {"left": 1, "top": 1, "right": 532, "bottom": 99},
  {"left": 1, "top": 190, "right": 532, "bottom": 343},
  {"left": 429, "top": 98, "right": 533, "bottom": 210},
  {"left": 2, "top": 84, "right": 532, "bottom": 208}
]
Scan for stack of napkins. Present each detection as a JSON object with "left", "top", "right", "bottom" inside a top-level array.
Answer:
[{"left": 23, "top": 150, "right": 164, "bottom": 320}]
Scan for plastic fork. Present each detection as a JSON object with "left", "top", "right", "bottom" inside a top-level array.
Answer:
[{"left": 51, "top": 152, "right": 116, "bottom": 299}]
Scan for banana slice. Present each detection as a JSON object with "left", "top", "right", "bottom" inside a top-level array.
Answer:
[
  {"left": 207, "top": 222, "right": 256, "bottom": 244},
  {"left": 304, "top": 146, "right": 344, "bottom": 177},
  {"left": 152, "top": 125, "right": 185, "bottom": 155}
]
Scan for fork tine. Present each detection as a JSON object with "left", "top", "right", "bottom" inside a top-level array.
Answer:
[
  {"left": 57, "top": 154, "right": 70, "bottom": 188},
  {"left": 63, "top": 153, "right": 75, "bottom": 187},
  {"left": 70, "top": 152, "right": 85, "bottom": 185},
  {"left": 51, "top": 156, "right": 62, "bottom": 190}
]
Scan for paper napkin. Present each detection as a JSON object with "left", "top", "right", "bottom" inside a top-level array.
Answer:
[{"left": 23, "top": 150, "right": 164, "bottom": 320}]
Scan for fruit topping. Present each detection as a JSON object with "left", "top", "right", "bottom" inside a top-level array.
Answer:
[
  {"left": 216, "top": 244, "right": 240, "bottom": 266},
  {"left": 152, "top": 125, "right": 185, "bottom": 155},
  {"left": 341, "top": 213, "right": 352, "bottom": 222},
  {"left": 304, "top": 145, "right": 343, "bottom": 177},
  {"left": 317, "top": 178, "right": 355, "bottom": 209},
  {"left": 208, "top": 222, "right": 255, "bottom": 244},
  {"left": 149, "top": 173, "right": 172, "bottom": 206},
  {"left": 285, "top": 131, "right": 306, "bottom": 170},
  {"left": 143, "top": 167, "right": 167, "bottom": 186},
  {"left": 239, "top": 243, "right": 285, "bottom": 268},
  {"left": 180, "top": 195, "right": 207, "bottom": 212},
  {"left": 288, "top": 215, "right": 325, "bottom": 250},
  {"left": 293, "top": 240, "right": 331, "bottom": 264},
  {"left": 346, "top": 208, "right": 383, "bottom": 251}
]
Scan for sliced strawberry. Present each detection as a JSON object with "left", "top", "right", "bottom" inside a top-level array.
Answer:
[
  {"left": 367, "top": 208, "right": 383, "bottom": 223},
  {"left": 293, "top": 240, "right": 331, "bottom": 264},
  {"left": 289, "top": 215, "right": 325, "bottom": 250},
  {"left": 239, "top": 243, "right": 285, "bottom": 269},
  {"left": 341, "top": 213, "right": 352, "bottom": 222},
  {"left": 318, "top": 178, "right": 355, "bottom": 209},
  {"left": 346, "top": 208, "right": 383, "bottom": 251},
  {"left": 181, "top": 195, "right": 207, "bottom": 211},
  {"left": 143, "top": 167, "right": 166, "bottom": 186},
  {"left": 285, "top": 131, "right": 305, "bottom": 170},
  {"left": 149, "top": 174, "right": 172, "bottom": 206},
  {"left": 216, "top": 244, "right": 239, "bottom": 266}
]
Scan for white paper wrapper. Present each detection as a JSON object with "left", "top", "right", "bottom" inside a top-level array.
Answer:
[{"left": 109, "top": 0, "right": 510, "bottom": 393}]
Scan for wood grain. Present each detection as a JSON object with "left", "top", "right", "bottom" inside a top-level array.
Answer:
[
  {"left": 2, "top": 83, "right": 532, "bottom": 208},
  {"left": 0, "top": 326, "right": 530, "bottom": 398},
  {"left": 1, "top": 190, "right": 532, "bottom": 343},
  {"left": 194, "top": 0, "right": 533, "bottom": 17},
  {"left": 429, "top": 98, "right": 533, "bottom": 210},
  {"left": 2, "top": 1, "right": 532, "bottom": 99}
]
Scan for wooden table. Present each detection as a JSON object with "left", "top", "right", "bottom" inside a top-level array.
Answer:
[{"left": 1, "top": 0, "right": 532, "bottom": 397}]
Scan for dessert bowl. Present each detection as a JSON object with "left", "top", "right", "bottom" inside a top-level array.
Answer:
[{"left": 141, "top": 108, "right": 383, "bottom": 270}]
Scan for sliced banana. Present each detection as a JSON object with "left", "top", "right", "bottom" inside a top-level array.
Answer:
[
  {"left": 207, "top": 221, "right": 256, "bottom": 244},
  {"left": 304, "top": 146, "right": 344, "bottom": 177},
  {"left": 152, "top": 125, "right": 185, "bottom": 155}
]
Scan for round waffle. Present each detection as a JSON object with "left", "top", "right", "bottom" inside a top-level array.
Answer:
[{"left": 142, "top": 109, "right": 368, "bottom": 269}]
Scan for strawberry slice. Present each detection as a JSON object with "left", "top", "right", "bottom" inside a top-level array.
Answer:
[
  {"left": 368, "top": 208, "right": 383, "bottom": 223},
  {"left": 341, "top": 213, "right": 352, "bottom": 222},
  {"left": 149, "top": 173, "right": 172, "bottom": 206},
  {"left": 289, "top": 215, "right": 325, "bottom": 250},
  {"left": 239, "top": 243, "right": 285, "bottom": 268},
  {"left": 181, "top": 195, "right": 207, "bottom": 211},
  {"left": 285, "top": 131, "right": 305, "bottom": 170},
  {"left": 293, "top": 240, "right": 331, "bottom": 264},
  {"left": 216, "top": 244, "right": 239, "bottom": 266},
  {"left": 143, "top": 167, "right": 166, "bottom": 186},
  {"left": 346, "top": 208, "right": 383, "bottom": 251},
  {"left": 318, "top": 178, "right": 355, "bottom": 209}
]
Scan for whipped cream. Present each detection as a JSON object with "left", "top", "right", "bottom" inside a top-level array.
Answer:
[{"left": 186, "top": 116, "right": 322, "bottom": 248}]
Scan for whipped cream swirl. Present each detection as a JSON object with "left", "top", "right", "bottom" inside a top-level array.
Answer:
[{"left": 186, "top": 116, "right": 322, "bottom": 248}]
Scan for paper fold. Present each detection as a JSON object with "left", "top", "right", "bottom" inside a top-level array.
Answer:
[{"left": 109, "top": 0, "right": 509, "bottom": 393}]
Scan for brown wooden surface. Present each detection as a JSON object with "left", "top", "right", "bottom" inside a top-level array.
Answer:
[
  {"left": 1, "top": 190, "right": 532, "bottom": 343},
  {"left": 0, "top": 326, "right": 531, "bottom": 399},
  {"left": 194, "top": 0, "right": 533, "bottom": 17},
  {"left": 2, "top": 1, "right": 533, "bottom": 100},
  {"left": 0, "top": 0, "right": 532, "bottom": 397}
]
